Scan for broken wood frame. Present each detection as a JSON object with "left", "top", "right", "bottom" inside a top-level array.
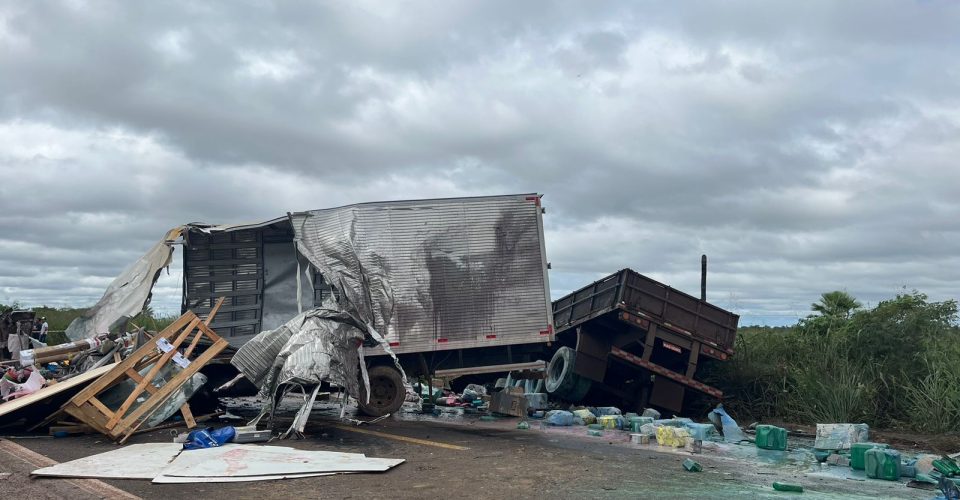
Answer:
[{"left": 62, "top": 298, "right": 227, "bottom": 443}]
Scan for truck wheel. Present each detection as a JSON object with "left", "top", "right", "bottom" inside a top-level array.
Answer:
[
  {"left": 359, "top": 365, "right": 406, "bottom": 417},
  {"left": 545, "top": 347, "right": 591, "bottom": 402}
]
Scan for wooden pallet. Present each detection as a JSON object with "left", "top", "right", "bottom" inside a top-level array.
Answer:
[{"left": 62, "top": 299, "right": 228, "bottom": 443}]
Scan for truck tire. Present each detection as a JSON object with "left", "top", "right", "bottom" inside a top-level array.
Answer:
[
  {"left": 545, "top": 347, "right": 591, "bottom": 402},
  {"left": 358, "top": 365, "right": 406, "bottom": 417}
]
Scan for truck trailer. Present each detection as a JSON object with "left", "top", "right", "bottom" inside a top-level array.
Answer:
[{"left": 181, "top": 193, "right": 555, "bottom": 415}]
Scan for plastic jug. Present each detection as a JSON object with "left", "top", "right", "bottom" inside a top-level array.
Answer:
[
  {"left": 850, "top": 442, "right": 888, "bottom": 470},
  {"left": 865, "top": 448, "right": 900, "bottom": 480},
  {"left": 755, "top": 424, "right": 788, "bottom": 451}
]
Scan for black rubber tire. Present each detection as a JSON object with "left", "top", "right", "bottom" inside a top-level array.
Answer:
[
  {"left": 545, "top": 346, "right": 591, "bottom": 402},
  {"left": 358, "top": 365, "right": 406, "bottom": 417}
]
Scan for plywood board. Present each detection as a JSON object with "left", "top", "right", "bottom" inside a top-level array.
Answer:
[
  {"left": 161, "top": 444, "right": 404, "bottom": 477},
  {"left": 152, "top": 472, "right": 336, "bottom": 483},
  {"left": 31, "top": 443, "right": 183, "bottom": 480},
  {"left": 0, "top": 364, "right": 114, "bottom": 418}
]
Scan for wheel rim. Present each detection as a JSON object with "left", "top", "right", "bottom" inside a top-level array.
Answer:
[{"left": 369, "top": 375, "right": 397, "bottom": 410}]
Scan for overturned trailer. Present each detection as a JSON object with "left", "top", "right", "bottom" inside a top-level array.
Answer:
[
  {"left": 546, "top": 268, "right": 739, "bottom": 414},
  {"left": 181, "top": 194, "right": 554, "bottom": 415}
]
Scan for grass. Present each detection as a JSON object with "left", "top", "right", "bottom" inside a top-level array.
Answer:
[{"left": 712, "top": 291, "right": 959, "bottom": 433}]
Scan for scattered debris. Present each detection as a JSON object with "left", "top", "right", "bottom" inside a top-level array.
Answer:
[
  {"left": 814, "top": 423, "right": 869, "bottom": 451},
  {"left": 710, "top": 404, "right": 746, "bottom": 443},
  {"left": 682, "top": 458, "right": 702, "bottom": 472}
]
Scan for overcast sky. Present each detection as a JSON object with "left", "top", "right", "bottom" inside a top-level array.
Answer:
[{"left": 1, "top": 1, "right": 958, "bottom": 326}]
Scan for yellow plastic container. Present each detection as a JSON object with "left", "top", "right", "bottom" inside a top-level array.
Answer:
[{"left": 657, "top": 426, "right": 692, "bottom": 447}]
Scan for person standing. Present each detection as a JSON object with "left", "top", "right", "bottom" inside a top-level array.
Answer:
[{"left": 39, "top": 316, "right": 48, "bottom": 343}]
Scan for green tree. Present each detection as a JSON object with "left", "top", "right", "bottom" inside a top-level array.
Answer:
[{"left": 811, "top": 290, "right": 862, "bottom": 319}]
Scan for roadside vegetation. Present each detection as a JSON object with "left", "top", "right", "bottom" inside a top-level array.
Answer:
[{"left": 706, "top": 290, "right": 960, "bottom": 433}]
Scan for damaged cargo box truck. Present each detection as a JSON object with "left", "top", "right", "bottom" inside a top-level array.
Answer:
[
  {"left": 181, "top": 194, "right": 555, "bottom": 416},
  {"left": 546, "top": 269, "right": 739, "bottom": 414}
]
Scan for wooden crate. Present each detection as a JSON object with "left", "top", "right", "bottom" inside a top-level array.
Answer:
[{"left": 62, "top": 302, "right": 228, "bottom": 443}]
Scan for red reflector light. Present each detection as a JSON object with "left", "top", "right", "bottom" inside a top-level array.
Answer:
[
  {"left": 389, "top": 342, "right": 400, "bottom": 347},
  {"left": 663, "top": 341, "right": 682, "bottom": 354},
  {"left": 486, "top": 334, "right": 497, "bottom": 339},
  {"left": 437, "top": 338, "right": 448, "bottom": 343}
]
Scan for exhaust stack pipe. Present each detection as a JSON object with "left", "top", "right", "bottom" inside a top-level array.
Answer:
[{"left": 701, "top": 254, "right": 707, "bottom": 301}]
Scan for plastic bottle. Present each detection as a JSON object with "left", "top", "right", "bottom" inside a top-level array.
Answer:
[
  {"left": 772, "top": 482, "right": 803, "bottom": 492},
  {"left": 682, "top": 459, "right": 702, "bottom": 472}
]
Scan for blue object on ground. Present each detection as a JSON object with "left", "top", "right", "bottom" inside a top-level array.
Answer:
[
  {"left": 710, "top": 405, "right": 746, "bottom": 443},
  {"left": 183, "top": 426, "right": 237, "bottom": 450},
  {"left": 545, "top": 410, "right": 575, "bottom": 426}
]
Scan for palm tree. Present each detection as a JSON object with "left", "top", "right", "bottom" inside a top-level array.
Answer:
[{"left": 811, "top": 291, "right": 862, "bottom": 319}]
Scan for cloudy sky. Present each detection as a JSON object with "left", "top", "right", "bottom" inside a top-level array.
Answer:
[{"left": 1, "top": 1, "right": 958, "bottom": 325}]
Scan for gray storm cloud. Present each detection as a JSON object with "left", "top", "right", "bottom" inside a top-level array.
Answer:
[{"left": 0, "top": 1, "right": 957, "bottom": 324}]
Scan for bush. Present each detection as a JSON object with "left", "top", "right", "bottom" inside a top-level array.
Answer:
[{"left": 713, "top": 291, "right": 959, "bottom": 432}]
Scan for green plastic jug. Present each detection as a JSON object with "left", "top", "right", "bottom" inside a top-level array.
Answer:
[
  {"left": 755, "top": 424, "right": 787, "bottom": 451},
  {"left": 850, "top": 442, "right": 888, "bottom": 470},
  {"left": 865, "top": 448, "right": 900, "bottom": 480}
]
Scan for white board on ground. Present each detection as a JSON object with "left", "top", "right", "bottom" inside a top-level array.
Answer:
[
  {"left": 32, "top": 443, "right": 183, "bottom": 480},
  {"left": 152, "top": 472, "right": 336, "bottom": 483},
  {"left": 162, "top": 444, "right": 404, "bottom": 477}
]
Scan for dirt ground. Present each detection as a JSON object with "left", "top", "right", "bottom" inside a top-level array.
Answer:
[{"left": 0, "top": 401, "right": 936, "bottom": 500}]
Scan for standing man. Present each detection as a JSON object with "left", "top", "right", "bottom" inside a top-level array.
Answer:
[{"left": 38, "top": 316, "right": 48, "bottom": 343}]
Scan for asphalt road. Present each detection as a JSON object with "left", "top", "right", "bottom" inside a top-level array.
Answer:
[{"left": 0, "top": 409, "right": 932, "bottom": 499}]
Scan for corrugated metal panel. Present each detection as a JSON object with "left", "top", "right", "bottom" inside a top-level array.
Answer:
[{"left": 291, "top": 194, "right": 553, "bottom": 355}]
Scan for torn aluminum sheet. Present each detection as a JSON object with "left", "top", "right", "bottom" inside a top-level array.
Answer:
[
  {"left": 65, "top": 227, "right": 182, "bottom": 341},
  {"left": 31, "top": 443, "right": 183, "bottom": 480},
  {"left": 231, "top": 307, "right": 366, "bottom": 431}
]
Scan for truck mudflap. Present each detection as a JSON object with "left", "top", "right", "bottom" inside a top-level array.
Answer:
[{"left": 609, "top": 346, "right": 723, "bottom": 399}]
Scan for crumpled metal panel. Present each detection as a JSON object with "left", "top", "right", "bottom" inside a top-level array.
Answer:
[
  {"left": 65, "top": 228, "right": 182, "bottom": 341},
  {"left": 231, "top": 307, "right": 366, "bottom": 399},
  {"left": 289, "top": 194, "right": 553, "bottom": 354}
]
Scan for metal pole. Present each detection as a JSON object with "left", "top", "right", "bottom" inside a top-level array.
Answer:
[{"left": 700, "top": 254, "right": 707, "bottom": 301}]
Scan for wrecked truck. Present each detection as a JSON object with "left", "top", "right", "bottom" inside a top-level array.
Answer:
[
  {"left": 179, "top": 194, "right": 555, "bottom": 416},
  {"left": 547, "top": 268, "right": 739, "bottom": 414}
]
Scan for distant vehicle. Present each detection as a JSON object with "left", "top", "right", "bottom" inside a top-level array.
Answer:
[
  {"left": 181, "top": 194, "right": 554, "bottom": 415},
  {"left": 547, "top": 268, "right": 739, "bottom": 413}
]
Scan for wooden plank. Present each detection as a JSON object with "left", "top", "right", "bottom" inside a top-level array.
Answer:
[
  {"left": 49, "top": 424, "right": 94, "bottom": 435},
  {"left": 203, "top": 297, "right": 226, "bottom": 326},
  {"left": 106, "top": 317, "right": 201, "bottom": 429},
  {"left": 179, "top": 403, "right": 196, "bottom": 429},
  {"left": 184, "top": 300, "right": 223, "bottom": 358},
  {"left": 117, "top": 338, "right": 229, "bottom": 442},
  {"left": 0, "top": 363, "right": 114, "bottom": 419},
  {"left": 87, "top": 397, "right": 113, "bottom": 418}
]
